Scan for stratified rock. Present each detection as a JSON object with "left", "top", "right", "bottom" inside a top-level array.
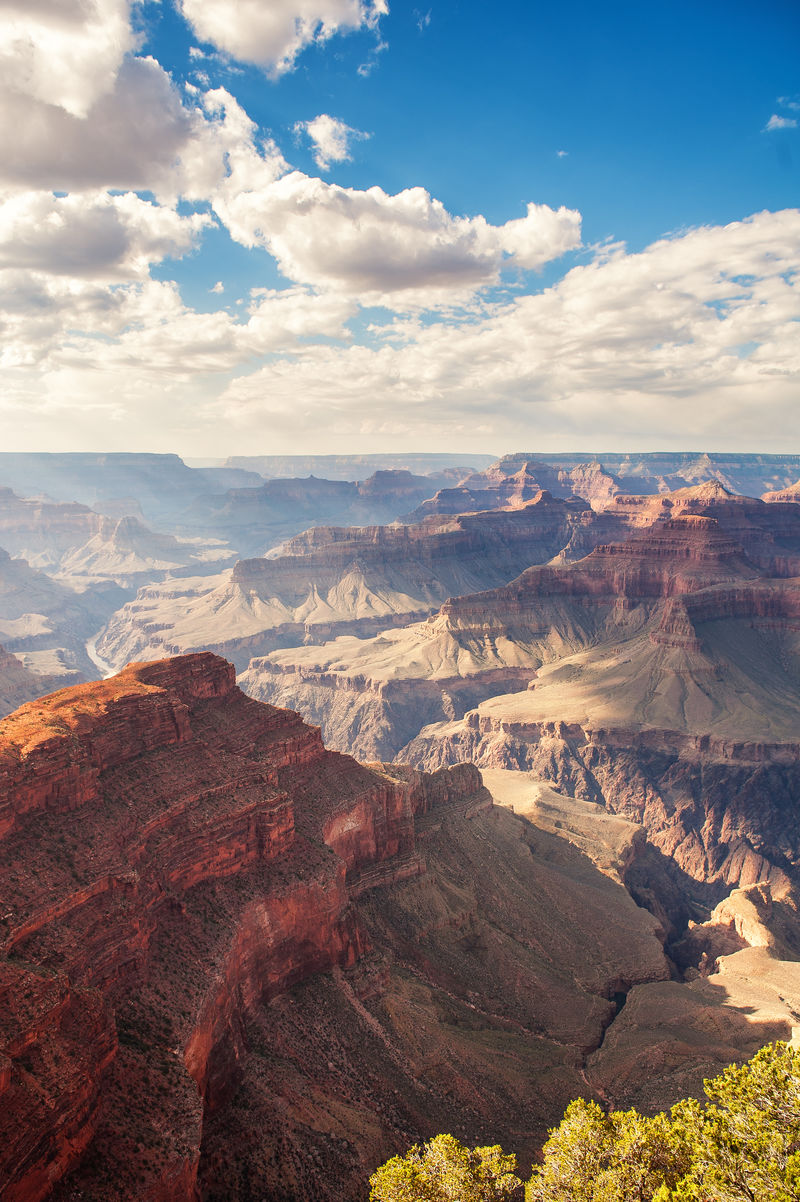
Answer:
[
  {"left": 0, "top": 644, "right": 58, "bottom": 717},
  {"left": 0, "top": 653, "right": 498, "bottom": 1200},
  {"left": 244, "top": 512, "right": 800, "bottom": 908},
  {"left": 95, "top": 492, "right": 589, "bottom": 672},
  {"left": 4, "top": 653, "right": 798, "bottom": 1200},
  {"left": 407, "top": 456, "right": 623, "bottom": 518}
]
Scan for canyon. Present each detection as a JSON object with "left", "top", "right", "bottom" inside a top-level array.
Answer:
[
  {"left": 2, "top": 653, "right": 797, "bottom": 1202},
  {"left": 3, "top": 450, "right": 800, "bottom": 1199},
  {"left": 240, "top": 501, "right": 800, "bottom": 924}
]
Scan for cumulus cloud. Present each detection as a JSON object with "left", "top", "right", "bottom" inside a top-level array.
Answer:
[
  {"left": 0, "top": 191, "right": 211, "bottom": 279},
  {"left": 0, "top": 0, "right": 136, "bottom": 117},
  {"left": 214, "top": 210, "right": 800, "bottom": 450},
  {"left": 0, "top": 58, "right": 286, "bottom": 210},
  {"left": 3, "top": 211, "right": 799, "bottom": 453},
  {"left": 295, "top": 113, "right": 370, "bottom": 170},
  {"left": 0, "top": 57, "right": 194, "bottom": 193},
  {"left": 764, "top": 113, "right": 798, "bottom": 131},
  {"left": 179, "top": 0, "right": 388, "bottom": 75},
  {"left": 213, "top": 173, "right": 582, "bottom": 304}
]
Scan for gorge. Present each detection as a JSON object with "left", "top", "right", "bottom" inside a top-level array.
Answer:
[{"left": 2, "top": 452, "right": 800, "bottom": 1199}]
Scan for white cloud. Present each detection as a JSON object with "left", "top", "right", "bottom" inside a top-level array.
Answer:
[
  {"left": 0, "top": 59, "right": 287, "bottom": 210},
  {"left": 0, "top": 268, "right": 354, "bottom": 378},
  {"left": 764, "top": 114, "right": 798, "bottom": 131},
  {"left": 295, "top": 113, "right": 370, "bottom": 170},
  {"left": 211, "top": 280, "right": 224, "bottom": 293},
  {"left": 213, "top": 172, "right": 582, "bottom": 304},
  {"left": 0, "top": 57, "right": 193, "bottom": 192},
  {"left": 556, "top": 149, "right": 568, "bottom": 158},
  {"left": 214, "top": 210, "right": 800, "bottom": 450},
  {"left": 179, "top": 0, "right": 388, "bottom": 75},
  {"left": 3, "top": 211, "right": 799, "bottom": 454},
  {"left": 0, "top": 0, "right": 136, "bottom": 117},
  {"left": 0, "top": 191, "right": 211, "bottom": 279}
]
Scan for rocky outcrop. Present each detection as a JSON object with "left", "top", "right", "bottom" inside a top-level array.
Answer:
[
  {"left": 763, "top": 478, "right": 800, "bottom": 504},
  {"left": 449, "top": 452, "right": 800, "bottom": 509},
  {"left": 3, "top": 654, "right": 798, "bottom": 1200},
  {"left": 95, "top": 492, "right": 590, "bottom": 672},
  {"left": 0, "top": 645, "right": 59, "bottom": 718},
  {"left": 406, "top": 457, "right": 622, "bottom": 518},
  {"left": 242, "top": 513, "right": 800, "bottom": 912},
  {"left": 407, "top": 713, "right": 800, "bottom": 891},
  {"left": 0, "top": 653, "right": 496, "bottom": 1200},
  {"left": 0, "top": 548, "right": 125, "bottom": 690},
  {"left": 0, "top": 489, "right": 220, "bottom": 585},
  {"left": 245, "top": 514, "right": 777, "bottom": 759}
]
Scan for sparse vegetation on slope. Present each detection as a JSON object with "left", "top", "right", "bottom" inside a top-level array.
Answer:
[{"left": 370, "top": 1042, "right": 800, "bottom": 1202}]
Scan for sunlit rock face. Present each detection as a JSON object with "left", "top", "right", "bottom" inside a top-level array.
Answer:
[
  {"left": 0, "top": 654, "right": 494, "bottom": 1200},
  {"left": 2, "top": 651, "right": 798, "bottom": 1200},
  {"left": 244, "top": 503, "right": 800, "bottom": 901},
  {"left": 95, "top": 491, "right": 591, "bottom": 671}
]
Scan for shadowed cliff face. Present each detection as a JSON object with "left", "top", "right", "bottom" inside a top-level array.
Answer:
[
  {"left": 1, "top": 653, "right": 798, "bottom": 1201},
  {"left": 242, "top": 512, "right": 800, "bottom": 904}
]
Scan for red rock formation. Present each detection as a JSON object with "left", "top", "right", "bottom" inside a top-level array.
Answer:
[{"left": 0, "top": 653, "right": 492, "bottom": 1201}]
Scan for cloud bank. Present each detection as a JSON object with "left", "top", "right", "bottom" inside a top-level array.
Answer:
[{"left": 1, "top": 0, "right": 797, "bottom": 455}]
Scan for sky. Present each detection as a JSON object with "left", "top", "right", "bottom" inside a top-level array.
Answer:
[{"left": 1, "top": 0, "right": 798, "bottom": 458}]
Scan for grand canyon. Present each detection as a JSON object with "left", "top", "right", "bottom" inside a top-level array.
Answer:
[{"left": 1, "top": 450, "right": 800, "bottom": 1199}]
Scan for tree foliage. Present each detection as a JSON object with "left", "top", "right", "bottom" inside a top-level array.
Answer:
[
  {"left": 527, "top": 1041, "right": 800, "bottom": 1202},
  {"left": 369, "top": 1042, "right": 800, "bottom": 1202},
  {"left": 369, "top": 1133, "right": 521, "bottom": 1202}
]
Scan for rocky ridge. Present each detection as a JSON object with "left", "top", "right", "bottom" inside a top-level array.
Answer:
[
  {"left": 2, "top": 655, "right": 798, "bottom": 1200},
  {"left": 245, "top": 510, "right": 800, "bottom": 908},
  {"left": 0, "top": 653, "right": 496, "bottom": 1200},
  {"left": 95, "top": 492, "right": 590, "bottom": 672}
]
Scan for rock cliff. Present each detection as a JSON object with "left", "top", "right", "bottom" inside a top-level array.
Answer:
[
  {"left": 245, "top": 516, "right": 800, "bottom": 908},
  {"left": 95, "top": 493, "right": 589, "bottom": 672},
  {"left": 447, "top": 452, "right": 800, "bottom": 509},
  {"left": 0, "top": 653, "right": 502, "bottom": 1200},
  {"left": 0, "top": 549, "right": 125, "bottom": 698},
  {"left": 3, "top": 654, "right": 798, "bottom": 1200},
  {"left": 0, "top": 489, "right": 224, "bottom": 586}
]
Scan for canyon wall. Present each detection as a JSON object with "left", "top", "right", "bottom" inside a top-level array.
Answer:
[{"left": 0, "top": 653, "right": 497, "bottom": 1201}]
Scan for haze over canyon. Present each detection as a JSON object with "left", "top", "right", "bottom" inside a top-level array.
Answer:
[{"left": 1, "top": 449, "right": 800, "bottom": 1199}]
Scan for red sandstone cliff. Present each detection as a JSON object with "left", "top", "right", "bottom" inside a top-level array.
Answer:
[{"left": 0, "top": 654, "right": 491, "bottom": 1201}]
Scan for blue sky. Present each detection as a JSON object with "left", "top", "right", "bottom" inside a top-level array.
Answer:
[{"left": 1, "top": 0, "right": 798, "bottom": 456}]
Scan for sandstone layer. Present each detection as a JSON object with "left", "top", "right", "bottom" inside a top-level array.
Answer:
[
  {"left": 95, "top": 493, "right": 589, "bottom": 672},
  {"left": 3, "top": 654, "right": 799, "bottom": 1200},
  {"left": 450, "top": 452, "right": 800, "bottom": 509},
  {"left": 246, "top": 512, "right": 800, "bottom": 908},
  {"left": 0, "top": 654, "right": 489, "bottom": 1199}
]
